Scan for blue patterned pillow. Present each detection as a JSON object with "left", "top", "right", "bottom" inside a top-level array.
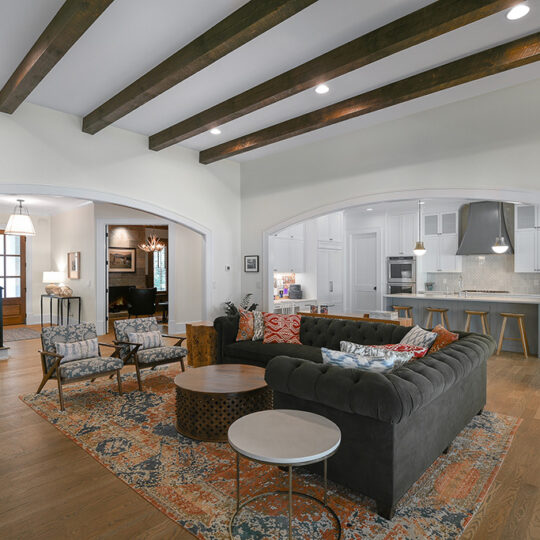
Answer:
[
  {"left": 400, "top": 325, "right": 437, "bottom": 348},
  {"left": 321, "top": 347, "right": 397, "bottom": 373},
  {"left": 340, "top": 341, "right": 413, "bottom": 367},
  {"left": 56, "top": 338, "right": 99, "bottom": 363},
  {"left": 127, "top": 330, "right": 163, "bottom": 351}
]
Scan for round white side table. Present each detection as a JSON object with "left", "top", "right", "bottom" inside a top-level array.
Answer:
[{"left": 228, "top": 409, "right": 342, "bottom": 539}]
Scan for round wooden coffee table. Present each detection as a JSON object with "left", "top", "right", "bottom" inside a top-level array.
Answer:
[{"left": 174, "top": 364, "right": 272, "bottom": 442}]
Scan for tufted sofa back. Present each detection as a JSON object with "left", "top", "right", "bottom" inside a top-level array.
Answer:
[{"left": 299, "top": 316, "right": 410, "bottom": 349}]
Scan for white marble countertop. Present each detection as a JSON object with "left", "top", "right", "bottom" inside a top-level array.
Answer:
[
  {"left": 384, "top": 293, "right": 540, "bottom": 304},
  {"left": 273, "top": 298, "right": 317, "bottom": 304}
]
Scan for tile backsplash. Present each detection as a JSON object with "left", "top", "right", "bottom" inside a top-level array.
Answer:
[{"left": 426, "top": 255, "right": 540, "bottom": 294}]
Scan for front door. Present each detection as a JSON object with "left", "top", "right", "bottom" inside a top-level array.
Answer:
[
  {"left": 350, "top": 232, "right": 378, "bottom": 313},
  {"left": 0, "top": 231, "right": 26, "bottom": 325}
]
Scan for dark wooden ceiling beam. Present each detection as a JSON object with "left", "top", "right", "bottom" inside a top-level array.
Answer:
[
  {"left": 199, "top": 32, "right": 540, "bottom": 164},
  {"left": 0, "top": 0, "right": 115, "bottom": 114},
  {"left": 82, "top": 0, "right": 318, "bottom": 135},
  {"left": 150, "top": 0, "right": 523, "bottom": 151}
]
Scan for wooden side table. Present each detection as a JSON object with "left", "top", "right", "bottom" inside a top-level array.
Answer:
[{"left": 186, "top": 321, "right": 217, "bottom": 367}]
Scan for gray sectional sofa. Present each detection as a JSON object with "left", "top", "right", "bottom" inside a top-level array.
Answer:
[{"left": 213, "top": 315, "right": 496, "bottom": 518}]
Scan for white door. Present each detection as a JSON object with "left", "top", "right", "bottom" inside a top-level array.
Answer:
[{"left": 350, "top": 233, "right": 378, "bottom": 313}]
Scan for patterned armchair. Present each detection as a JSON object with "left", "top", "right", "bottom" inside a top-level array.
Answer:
[
  {"left": 37, "top": 323, "right": 124, "bottom": 411},
  {"left": 113, "top": 317, "right": 187, "bottom": 391}
]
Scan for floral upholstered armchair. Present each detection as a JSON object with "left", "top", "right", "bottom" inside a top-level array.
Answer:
[
  {"left": 113, "top": 317, "right": 187, "bottom": 391},
  {"left": 37, "top": 323, "right": 124, "bottom": 411}
]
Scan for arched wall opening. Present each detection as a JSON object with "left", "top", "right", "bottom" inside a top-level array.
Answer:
[
  {"left": 0, "top": 184, "right": 211, "bottom": 335},
  {"left": 261, "top": 187, "right": 540, "bottom": 312}
]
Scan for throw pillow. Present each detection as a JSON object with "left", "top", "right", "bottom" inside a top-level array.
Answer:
[
  {"left": 429, "top": 324, "right": 459, "bottom": 353},
  {"left": 400, "top": 325, "right": 437, "bottom": 349},
  {"left": 263, "top": 313, "right": 301, "bottom": 344},
  {"left": 340, "top": 341, "right": 414, "bottom": 368},
  {"left": 127, "top": 330, "right": 163, "bottom": 351},
  {"left": 375, "top": 343, "right": 428, "bottom": 358},
  {"left": 236, "top": 308, "right": 254, "bottom": 341},
  {"left": 321, "top": 347, "right": 397, "bottom": 373},
  {"left": 252, "top": 311, "right": 265, "bottom": 341},
  {"left": 56, "top": 338, "right": 99, "bottom": 363}
]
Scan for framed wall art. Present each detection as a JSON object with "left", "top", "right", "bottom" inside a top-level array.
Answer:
[
  {"left": 109, "top": 247, "right": 136, "bottom": 273},
  {"left": 244, "top": 255, "right": 259, "bottom": 273},
  {"left": 67, "top": 251, "right": 80, "bottom": 279}
]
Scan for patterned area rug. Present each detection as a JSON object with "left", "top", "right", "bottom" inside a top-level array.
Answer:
[
  {"left": 20, "top": 368, "right": 520, "bottom": 539},
  {"left": 4, "top": 327, "right": 41, "bottom": 342}
]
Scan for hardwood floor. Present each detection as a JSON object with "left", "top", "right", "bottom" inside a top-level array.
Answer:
[{"left": 0, "top": 325, "right": 538, "bottom": 539}]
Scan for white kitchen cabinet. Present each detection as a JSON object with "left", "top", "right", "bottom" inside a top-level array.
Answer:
[
  {"left": 387, "top": 213, "right": 416, "bottom": 256},
  {"left": 515, "top": 205, "right": 540, "bottom": 273},
  {"left": 270, "top": 234, "right": 305, "bottom": 273},
  {"left": 421, "top": 211, "right": 461, "bottom": 272},
  {"left": 317, "top": 212, "right": 343, "bottom": 244},
  {"left": 276, "top": 223, "right": 304, "bottom": 240},
  {"left": 317, "top": 248, "right": 343, "bottom": 305}
]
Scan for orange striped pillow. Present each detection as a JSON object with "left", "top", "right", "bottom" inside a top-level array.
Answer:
[{"left": 236, "top": 309, "right": 255, "bottom": 341}]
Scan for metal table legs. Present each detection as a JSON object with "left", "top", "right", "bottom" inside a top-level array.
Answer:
[{"left": 229, "top": 453, "right": 341, "bottom": 539}]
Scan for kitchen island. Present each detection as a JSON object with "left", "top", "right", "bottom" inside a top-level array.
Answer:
[{"left": 384, "top": 292, "right": 540, "bottom": 357}]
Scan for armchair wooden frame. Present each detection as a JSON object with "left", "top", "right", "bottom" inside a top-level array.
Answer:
[
  {"left": 37, "top": 342, "right": 124, "bottom": 411},
  {"left": 113, "top": 334, "right": 186, "bottom": 391}
]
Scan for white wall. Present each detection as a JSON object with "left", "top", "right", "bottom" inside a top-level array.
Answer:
[
  {"left": 50, "top": 203, "right": 96, "bottom": 323},
  {"left": 240, "top": 79, "right": 540, "bottom": 308},
  {"left": 0, "top": 102, "right": 241, "bottom": 320}
]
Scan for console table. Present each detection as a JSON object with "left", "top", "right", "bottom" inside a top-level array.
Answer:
[{"left": 41, "top": 295, "right": 82, "bottom": 328}]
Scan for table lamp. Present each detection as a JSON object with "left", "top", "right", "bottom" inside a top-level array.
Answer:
[{"left": 43, "top": 271, "right": 64, "bottom": 295}]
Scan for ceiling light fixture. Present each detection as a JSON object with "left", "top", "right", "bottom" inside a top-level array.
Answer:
[
  {"left": 506, "top": 3, "right": 530, "bottom": 19},
  {"left": 413, "top": 200, "right": 426, "bottom": 257},
  {"left": 492, "top": 202, "right": 510, "bottom": 254},
  {"left": 5, "top": 199, "right": 36, "bottom": 236},
  {"left": 315, "top": 83, "right": 329, "bottom": 94},
  {"left": 210, "top": 127, "right": 222, "bottom": 135},
  {"left": 138, "top": 229, "right": 165, "bottom": 253},
  {"left": 366, "top": 207, "right": 373, "bottom": 212}
]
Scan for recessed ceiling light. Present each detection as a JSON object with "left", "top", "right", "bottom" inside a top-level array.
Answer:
[
  {"left": 419, "top": 201, "right": 425, "bottom": 205},
  {"left": 209, "top": 127, "right": 221, "bottom": 135},
  {"left": 366, "top": 207, "right": 373, "bottom": 212},
  {"left": 315, "top": 83, "right": 329, "bottom": 94},
  {"left": 507, "top": 3, "right": 530, "bottom": 20}
]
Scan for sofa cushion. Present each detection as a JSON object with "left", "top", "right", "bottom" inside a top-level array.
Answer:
[
  {"left": 429, "top": 324, "right": 459, "bottom": 353},
  {"left": 340, "top": 341, "right": 414, "bottom": 367},
  {"left": 400, "top": 325, "right": 437, "bottom": 348},
  {"left": 56, "top": 337, "right": 99, "bottom": 363},
  {"left": 300, "top": 316, "right": 411, "bottom": 350},
  {"left": 224, "top": 340, "right": 322, "bottom": 366}
]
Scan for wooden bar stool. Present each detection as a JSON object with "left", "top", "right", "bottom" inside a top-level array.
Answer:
[
  {"left": 464, "top": 310, "right": 490, "bottom": 335},
  {"left": 425, "top": 307, "right": 449, "bottom": 330},
  {"left": 497, "top": 313, "right": 529, "bottom": 358},
  {"left": 392, "top": 305, "right": 413, "bottom": 324}
]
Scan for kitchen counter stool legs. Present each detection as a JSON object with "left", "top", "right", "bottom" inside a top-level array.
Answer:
[
  {"left": 392, "top": 305, "right": 413, "bottom": 324},
  {"left": 497, "top": 313, "right": 529, "bottom": 358},
  {"left": 464, "top": 310, "right": 490, "bottom": 335},
  {"left": 426, "top": 307, "right": 449, "bottom": 330}
]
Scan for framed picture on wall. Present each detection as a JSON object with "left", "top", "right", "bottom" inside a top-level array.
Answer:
[
  {"left": 67, "top": 251, "right": 80, "bottom": 279},
  {"left": 244, "top": 255, "right": 259, "bottom": 273},
  {"left": 109, "top": 247, "right": 136, "bottom": 273}
]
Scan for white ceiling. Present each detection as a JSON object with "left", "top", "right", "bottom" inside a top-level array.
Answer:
[
  {"left": 1, "top": 0, "right": 539, "bottom": 162},
  {"left": 0, "top": 195, "right": 91, "bottom": 216}
]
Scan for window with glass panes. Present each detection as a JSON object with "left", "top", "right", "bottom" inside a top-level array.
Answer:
[
  {"left": 0, "top": 233, "right": 24, "bottom": 298},
  {"left": 153, "top": 247, "right": 167, "bottom": 292}
]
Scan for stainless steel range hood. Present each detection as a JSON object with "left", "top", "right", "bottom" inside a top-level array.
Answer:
[{"left": 456, "top": 201, "right": 514, "bottom": 255}]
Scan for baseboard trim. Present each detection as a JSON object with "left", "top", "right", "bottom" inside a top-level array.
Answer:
[{"left": 27, "top": 314, "right": 50, "bottom": 325}]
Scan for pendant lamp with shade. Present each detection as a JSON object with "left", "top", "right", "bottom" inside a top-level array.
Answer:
[
  {"left": 5, "top": 199, "right": 35, "bottom": 236},
  {"left": 413, "top": 200, "right": 426, "bottom": 256},
  {"left": 492, "top": 202, "right": 510, "bottom": 254}
]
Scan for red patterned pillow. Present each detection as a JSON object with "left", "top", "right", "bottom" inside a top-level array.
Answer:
[
  {"left": 373, "top": 343, "right": 428, "bottom": 358},
  {"left": 429, "top": 324, "right": 459, "bottom": 353},
  {"left": 236, "top": 309, "right": 254, "bottom": 341},
  {"left": 263, "top": 313, "right": 301, "bottom": 344}
]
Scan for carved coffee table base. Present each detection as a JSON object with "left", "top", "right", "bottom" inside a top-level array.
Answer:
[{"left": 174, "top": 365, "right": 272, "bottom": 442}]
